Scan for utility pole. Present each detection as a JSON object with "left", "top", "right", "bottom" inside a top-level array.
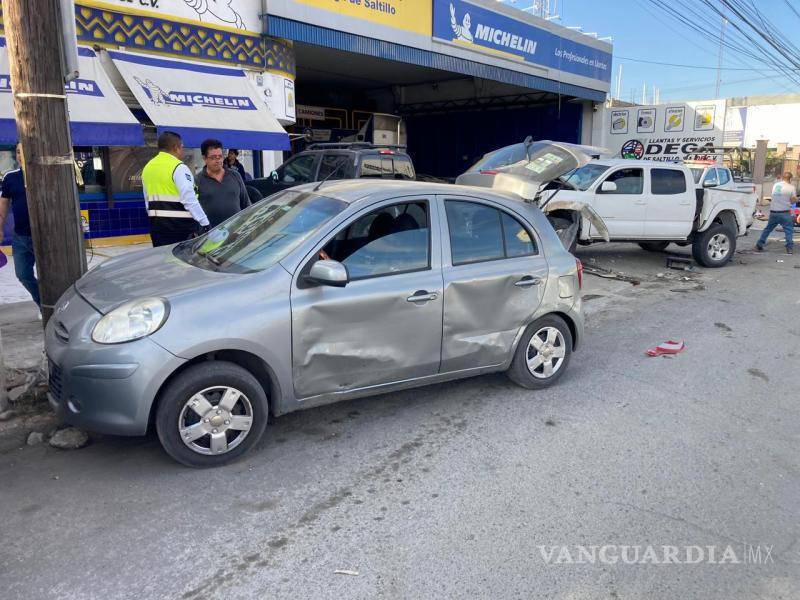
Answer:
[
  {"left": 615, "top": 64, "right": 623, "bottom": 101},
  {"left": 2, "top": 0, "right": 87, "bottom": 324}
]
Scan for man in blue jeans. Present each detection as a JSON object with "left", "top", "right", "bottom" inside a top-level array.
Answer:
[
  {"left": 0, "top": 144, "right": 40, "bottom": 306},
  {"left": 756, "top": 172, "right": 796, "bottom": 255}
]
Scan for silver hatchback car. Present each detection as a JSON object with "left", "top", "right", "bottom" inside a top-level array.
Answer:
[{"left": 45, "top": 181, "right": 584, "bottom": 466}]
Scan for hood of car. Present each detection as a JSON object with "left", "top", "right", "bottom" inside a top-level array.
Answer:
[{"left": 75, "top": 246, "right": 240, "bottom": 314}]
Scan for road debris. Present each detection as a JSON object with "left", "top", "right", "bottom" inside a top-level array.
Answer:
[
  {"left": 583, "top": 264, "right": 641, "bottom": 285},
  {"left": 646, "top": 340, "right": 686, "bottom": 357},
  {"left": 334, "top": 570, "right": 359, "bottom": 576},
  {"left": 49, "top": 427, "right": 89, "bottom": 450},
  {"left": 666, "top": 255, "right": 695, "bottom": 271}
]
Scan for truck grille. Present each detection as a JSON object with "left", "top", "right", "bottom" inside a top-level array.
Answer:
[{"left": 48, "top": 358, "right": 63, "bottom": 401}]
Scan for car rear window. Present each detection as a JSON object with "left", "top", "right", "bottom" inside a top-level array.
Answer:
[{"left": 359, "top": 155, "right": 414, "bottom": 179}]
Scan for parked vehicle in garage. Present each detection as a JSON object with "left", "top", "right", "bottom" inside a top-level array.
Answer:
[
  {"left": 45, "top": 181, "right": 583, "bottom": 467},
  {"left": 249, "top": 143, "right": 416, "bottom": 198},
  {"left": 458, "top": 140, "right": 757, "bottom": 267}
]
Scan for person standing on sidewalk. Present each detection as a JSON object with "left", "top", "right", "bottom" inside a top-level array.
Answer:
[
  {"left": 196, "top": 139, "right": 250, "bottom": 228},
  {"left": 0, "top": 144, "right": 39, "bottom": 306},
  {"left": 757, "top": 172, "right": 796, "bottom": 254},
  {"left": 225, "top": 148, "right": 248, "bottom": 180},
  {"left": 142, "top": 131, "right": 210, "bottom": 247}
]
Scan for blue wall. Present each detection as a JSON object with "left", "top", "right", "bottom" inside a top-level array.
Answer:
[{"left": 405, "top": 101, "right": 583, "bottom": 178}]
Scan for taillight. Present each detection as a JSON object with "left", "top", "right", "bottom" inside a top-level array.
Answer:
[
  {"left": 480, "top": 169, "right": 499, "bottom": 175},
  {"left": 379, "top": 150, "right": 394, "bottom": 155},
  {"left": 576, "top": 258, "right": 583, "bottom": 290}
]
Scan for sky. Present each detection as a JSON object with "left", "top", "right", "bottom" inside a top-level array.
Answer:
[{"left": 500, "top": 0, "right": 800, "bottom": 102}]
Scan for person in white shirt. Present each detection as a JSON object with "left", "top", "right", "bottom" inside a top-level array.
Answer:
[{"left": 756, "top": 172, "right": 796, "bottom": 254}]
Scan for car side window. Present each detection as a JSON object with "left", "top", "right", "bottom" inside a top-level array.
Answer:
[
  {"left": 318, "top": 154, "right": 354, "bottom": 180},
  {"left": 717, "top": 168, "right": 730, "bottom": 185},
  {"left": 321, "top": 201, "right": 430, "bottom": 279},
  {"left": 501, "top": 212, "right": 537, "bottom": 257},
  {"left": 651, "top": 169, "right": 687, "bottom": 195},
  {"left": 278, "top": 155, "right": 316, "bottom": 184},
  {"left": 445, "top": 200, "right": 536, "bottom": 264},
  {"left": 702, "top": 169, "right": 719, "bottom": 187},
  {"left": 599, "top": 168, "right": 644, "bottom": 194}
]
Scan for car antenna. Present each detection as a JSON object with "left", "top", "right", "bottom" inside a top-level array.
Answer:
[{"left": 313, "top": 161, "right": 347, "bottom": 191}]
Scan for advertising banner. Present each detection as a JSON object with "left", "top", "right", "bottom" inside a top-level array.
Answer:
[
  {"left": 294, "top": 0, "right": 432, "bottom": 36},
  {"left": 433, "top": 0, "right": 612, "bottom": 82},
  {"left": 600, "top": 99, "right": 725, "bottom": 163},
  {"left": 79, "top": 0, "right": 263, "bottom": 33}
]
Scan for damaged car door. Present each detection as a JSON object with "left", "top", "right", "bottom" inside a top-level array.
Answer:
[
  {"left": 290, "top": 197, "right": 443, "bottom": 399},
  {"left": 439, "top": 196, "right": 548, "bottom": 372}
]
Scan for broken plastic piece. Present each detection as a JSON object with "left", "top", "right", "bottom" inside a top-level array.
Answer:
[
  {"left": 646, "top": 340, "right": 686, "bottom": 357},
  {"left": 666, "top": 255, "right": 694, "bottom": 271},
  {"left": 334, "top": 570, "right": 359, "bottom": 576}
]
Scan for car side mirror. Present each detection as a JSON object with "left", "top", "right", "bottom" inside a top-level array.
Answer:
[
  {"left": 270, "top": 170, "right": 278, "bottom": 182},
  {"left": 703, "top": 179, "right": 717, "bottom": 188},
  {"left": 307, "top": 259, "right": 348, "bottom": 287},
  {"left": 599, "top": 181, "right": 617, "bottom": 193}
]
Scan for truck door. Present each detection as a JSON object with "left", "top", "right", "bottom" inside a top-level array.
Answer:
[
  {"left": 592, "top": 167, "right": 645, "bottom": 238},
  {"left": 643, "top": 167, "right": 695, "bottom": 238}
]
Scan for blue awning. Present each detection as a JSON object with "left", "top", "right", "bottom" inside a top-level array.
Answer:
[
  {"left": 0, "top": 39, "right": 144, "bottom": 146},
  {"left": 108, "top": 51, "right": 290, "bottom": 151}
]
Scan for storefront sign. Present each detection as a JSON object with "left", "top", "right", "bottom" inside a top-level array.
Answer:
[
  {"left": 247, "top": 72, "right": 296, "bottom": 125},
  {"left": 433, "top": 0, "right": 611, "bottom": 82},
  {"left": 297, "top": 105, "right": 327, "bottom": 121},
  {"left": 294, "top": 0, "right": 432, "bottom": 36},
  {"left": 723, "top": 106, "right": 747, "bottom": 147},
  {"left": 600, "top": 100, "right": 725, "bottom": 163},
  {"left": 80, "top": 0, "right": 262, "bottom": 33}
]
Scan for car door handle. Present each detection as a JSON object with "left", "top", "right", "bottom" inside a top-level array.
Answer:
[
  {"left": 634, "top": 200, "right": 647, "bottom": 205},
  {"left": 407, "top": 290, "right": 438, "bottom": 302},
  {"left": 515, "top": 276, "right": 541, "bottom": 288}
]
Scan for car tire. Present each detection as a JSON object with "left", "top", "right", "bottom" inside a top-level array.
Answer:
[
  {"left": 638, "top": 241, "right": 670, "bottom": 252},
  {"left": 691, "top": 223, "right": 736, "bottom": 267},
  {"left": 155, "top": 361, "right": 269, "bottom": 468},
  {"left": 507, "top": 315, "right": 573, "bottom": 390}
]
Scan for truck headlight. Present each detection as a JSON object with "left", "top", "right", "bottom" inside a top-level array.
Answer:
[{"left": 92, "top": 298, "right": 168, "bottom": 344}]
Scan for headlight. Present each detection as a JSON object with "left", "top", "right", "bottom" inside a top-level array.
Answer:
[{"left": 92, "top": 298, "right": 168, "bottom": 344}]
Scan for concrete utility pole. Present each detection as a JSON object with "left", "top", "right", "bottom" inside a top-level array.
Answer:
[{"left": 2, "top": 0, "right": 87, "bottom": 324}]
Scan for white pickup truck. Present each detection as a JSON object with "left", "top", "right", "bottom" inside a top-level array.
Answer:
[
  {"left": 551, "top": 160, "right": 757, "bottom": 267},
  {"left": 457, "top": 141, "right": 757, "bottom": 267}
]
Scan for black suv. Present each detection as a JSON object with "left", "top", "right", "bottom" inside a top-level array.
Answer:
[{"left": 250, "top": 143, "right": 415, "bottom": 198}]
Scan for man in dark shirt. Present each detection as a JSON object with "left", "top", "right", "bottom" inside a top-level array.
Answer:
[
  {"left": 197, "top": 139, "right": 251, "bottom": 227},
  {"left": 225, "top": 148, "right": 248, "bottom": 181},
  {"left": 0, "top": 144, "right": 39, "bottom": 306}
]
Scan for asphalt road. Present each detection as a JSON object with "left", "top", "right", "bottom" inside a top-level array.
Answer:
[{"left": 1, "top": 235, "right": 799, "bottom": 600}]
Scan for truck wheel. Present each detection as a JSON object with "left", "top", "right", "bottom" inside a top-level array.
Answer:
[
  {"left": 156, "top": 361, "right": 269, "bottom": 468},
  {"left": 507, "top": 315, "right": 573, "bottom": 390},
  {"left": 692, "top": 223, "right": 736, "bottom": 267},
  {"left": 638, "top": 241, "right": 670, "bottom": 252}
]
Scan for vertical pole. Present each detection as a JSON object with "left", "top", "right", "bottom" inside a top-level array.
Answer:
[
  {"left": 616, "top": 64, "right": 623, "bottom": 101},
  {"left": 2, "top": 0, "right": 87, "bottom": 324},
  {"left": 715, "top": 4, "right": 726, "bottom": 97}
]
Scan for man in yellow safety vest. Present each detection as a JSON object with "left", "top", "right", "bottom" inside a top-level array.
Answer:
[{"left": 141, "top": 131, "right": 210, "bottom": 247}]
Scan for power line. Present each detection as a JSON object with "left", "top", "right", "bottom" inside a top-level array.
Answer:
[{"left": 614, "top": 55, "right": 792, "bottom": 71}]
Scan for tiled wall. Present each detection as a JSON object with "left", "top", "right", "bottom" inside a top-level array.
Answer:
[{"left": 83, "top": 199, "right": 149, "bottom": 239}]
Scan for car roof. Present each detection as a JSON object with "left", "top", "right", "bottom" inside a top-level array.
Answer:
[{"left": 290, "top": 179, "right": 528, "bottom": 207}]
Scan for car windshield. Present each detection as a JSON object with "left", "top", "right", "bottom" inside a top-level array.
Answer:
[
  {"left": 173, "top": 190, "right": 347, "bottom": 273},
  {"left": 563, "top": 163, "right": 610, "bottom": 191},
  {"left": 467, "top": 141, "right": 580, "bottom": 182}
]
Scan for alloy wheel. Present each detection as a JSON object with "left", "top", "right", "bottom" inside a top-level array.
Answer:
[
  {"left": 526, "top": 326, "right": 567, "bottom": 379},
  {"left": 178, "top": 386, "right": 253, "bottom": 455},
  {"left": 707, "top": 233, "right": 731, "bottom": 261}
]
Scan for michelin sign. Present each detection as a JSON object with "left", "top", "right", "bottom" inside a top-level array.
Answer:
[{"left": 435, "top": 0, "right": 611, "bottom": 82}]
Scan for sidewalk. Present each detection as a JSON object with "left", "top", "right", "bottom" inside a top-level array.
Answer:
[{"left": 0, "top": 243, "right": 150, "bottom": 451}]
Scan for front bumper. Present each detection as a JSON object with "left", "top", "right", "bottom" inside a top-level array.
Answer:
[{"left": 45, "top": 289, "right": 186, "bottom": 436}]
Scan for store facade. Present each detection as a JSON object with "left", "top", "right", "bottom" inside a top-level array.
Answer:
[{"left": 0, "top": 0, "right": 295, "bottom": 245}]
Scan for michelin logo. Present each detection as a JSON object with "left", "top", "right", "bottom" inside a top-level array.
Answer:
[
  {"left": 134, "top": 77, "right": 256, "bottom": 110},
  {"left": 1, "top": 75, "right": 103, "bottom": 97},
  {"left": 449, "top": 2, "right": 538, "bottom": 56}
]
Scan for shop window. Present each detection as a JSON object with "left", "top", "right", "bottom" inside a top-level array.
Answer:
[{"left": 74, "top": 147, "right": 106, "bottom": 193}]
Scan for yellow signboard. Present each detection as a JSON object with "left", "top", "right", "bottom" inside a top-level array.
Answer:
[{"left": 296, "top": 0, "right": 432, "bottom": 37}]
